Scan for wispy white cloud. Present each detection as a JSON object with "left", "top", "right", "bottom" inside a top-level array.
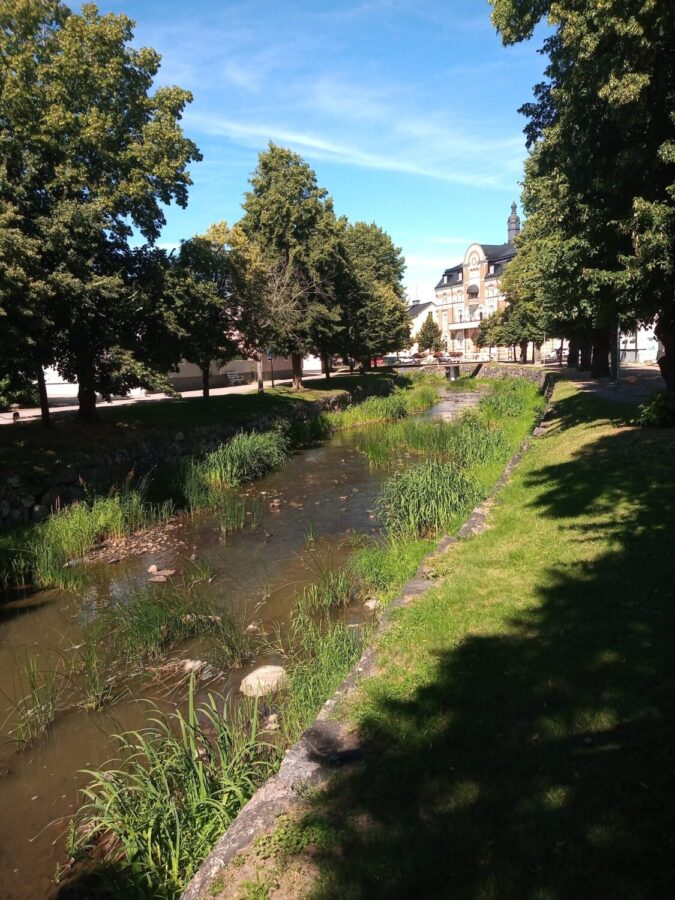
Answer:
[{"left": 185, "top": 112, "right": 520, "bottom": 188}]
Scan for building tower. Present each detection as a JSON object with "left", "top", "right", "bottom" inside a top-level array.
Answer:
[{"left": 507, "top": 201, "right": 521, "bottom": 244}]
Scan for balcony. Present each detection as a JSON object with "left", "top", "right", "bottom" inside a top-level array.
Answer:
[{"left": 446, "top": 317, "right": 483, "bottom": 331}]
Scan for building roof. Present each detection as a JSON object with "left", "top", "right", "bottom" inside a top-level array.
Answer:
[
  {"left": 434, "top": 242, "right": 516, "bottom": 291},
  {"left": 408, "top": 301, "right": 434, "bottom": 319},
  {"left": 481, "top": 243, "right": 516, "bottom": 262}
]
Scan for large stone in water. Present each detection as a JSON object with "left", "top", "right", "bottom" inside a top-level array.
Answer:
[{"left": 240, "top": 665, "right": 288, "bottom": 698}]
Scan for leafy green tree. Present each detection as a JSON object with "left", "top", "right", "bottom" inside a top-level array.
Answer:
[
  {"left": 239, "top": 144, "right": 342, "bottom": 389},
  {"left": 417, "top": 312, "right": 443, "bottom": 354},
  {"left": 172, "top": 224, "right": 247, "bottom": 398},
  {"left": 340, "top": 221, "right": 409, "bottom": 367},
  {"left": 490, "top": 0, "right": 675, "bottom": 387},
  {"left": 0, "top": 1, "right": 200, "bottom": 419}
]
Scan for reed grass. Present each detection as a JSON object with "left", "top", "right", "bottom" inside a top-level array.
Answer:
[
  {"left": 88, "top": 573, "right": 235, "bottom": 667},
  {"left": 199, "top": 431, "right": 290, "bottom": 488},
  {"left": 0, "top": 480, "right": 174, "bottom": 591},
  {"left": 377, "top": 460, "right": 483, "bottom": 538},
  {"left": 277, "top": 604, "right": 371, "bottom": 746},
  {"left": 350, "top": 535, "right": 436, "bottom": 606},
  {"left": 74, "top": 682, "right": 278, "bottom": 898},
  {"left": 300, "top": 567, "right": 361, "bottom": 613},
  {"left": 328, "top": 383, "right": 439, "bottom": 431},
  {"left": 3, "top": 652, "right": 65, "bottom": 744}
]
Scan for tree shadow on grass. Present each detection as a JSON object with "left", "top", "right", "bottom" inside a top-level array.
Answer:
[{"left": 297, "top": 414, "right": 675, "bottom": 899}]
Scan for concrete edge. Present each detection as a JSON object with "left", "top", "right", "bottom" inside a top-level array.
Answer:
[{"left": 181, "top": 375, "right": 555, "bottom": 900}]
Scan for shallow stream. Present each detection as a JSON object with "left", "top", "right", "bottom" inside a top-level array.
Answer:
[{"left": 0, "top": 390, "right": 479, "bottom": 899}]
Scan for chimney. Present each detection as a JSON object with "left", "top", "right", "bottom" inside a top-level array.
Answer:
[{"left": 508, "top": 201, "right": 521, "bottom": 244}]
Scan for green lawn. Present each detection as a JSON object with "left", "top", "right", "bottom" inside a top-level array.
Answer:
[
  {"left": 259, "top": 379, "right": 675, "bottom": 899},
  {"left": 0, "top": 375, "right": 389, "bottom": 481}
]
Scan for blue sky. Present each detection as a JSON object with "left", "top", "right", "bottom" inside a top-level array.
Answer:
[{"left": 99, "top": 0, "right": 548, "bottom": 300}]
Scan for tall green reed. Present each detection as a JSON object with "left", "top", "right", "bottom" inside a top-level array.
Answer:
[
  {"left": 377, "top": 460, "right": 483, "bottom": 538},
  {"left": 74, "top": 682, "right": 278, "bottom": 898}
]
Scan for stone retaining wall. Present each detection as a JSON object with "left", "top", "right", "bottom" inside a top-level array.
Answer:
[{"left": 0, "top": 392, "right": 352, "bottom": 532}]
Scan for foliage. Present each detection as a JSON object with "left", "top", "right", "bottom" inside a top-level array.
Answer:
[
  {"left": 490, "top": 0, "right": 675, "bottom": 387},
  {"left": 634, "top": 392, "right": 675, "bottom": 428},
  {"left": 73, "top": 684, "right": 278, "bottom": 898},
  {"left": 339, "top": 221, "right": 409, "bottom": 365},
  {"left": 239, "top": 144, "right": 343, "bottom": 386},
  {"left": 377, "top": 461, "right": 483, "bottom": 538},
  {"left": 0, "top": 1, "right": 200, "bottom": 419},
  {"left": 416, "top": 312, "right": 443, "bottom": 353}
]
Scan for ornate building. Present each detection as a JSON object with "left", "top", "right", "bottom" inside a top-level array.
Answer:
[{"left": 433, "top": 203, "right": 520, "bottom": 356}]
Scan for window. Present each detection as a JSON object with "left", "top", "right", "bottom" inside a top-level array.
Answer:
[
  {"left": 458, "top": 310, "right": 463, "bottom": 322},
  {"left": 457, "top": 272, "right": 463, "bottom": 282},
  {"left": 488, "top": 263, "right": 495, "bottom": 275}
]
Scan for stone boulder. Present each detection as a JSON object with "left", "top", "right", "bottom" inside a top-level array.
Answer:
[{"left": 240, "top": 665, "right": 288, "bottom": 698}]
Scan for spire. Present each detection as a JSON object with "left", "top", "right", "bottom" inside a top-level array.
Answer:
[{"left": 508, "top": 201, "right": 521, "bottom": 244}]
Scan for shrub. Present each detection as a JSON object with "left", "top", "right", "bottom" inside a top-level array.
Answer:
[{"left": 634, "top": 392, "right": 675, "bottom": 428}]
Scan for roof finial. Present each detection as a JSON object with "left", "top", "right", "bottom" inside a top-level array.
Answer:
[{"left": 508, "top": 201, "right": 521, "bottom": 243}]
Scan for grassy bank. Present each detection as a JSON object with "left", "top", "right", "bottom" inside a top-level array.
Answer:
[
  {"left": 0, "top": 374, "right": 395, "bottom": 482},
  {"left": 237, "top": 380, "right": 675, "bottom": 900}
]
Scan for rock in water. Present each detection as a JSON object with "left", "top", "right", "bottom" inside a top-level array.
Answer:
[{"left": 240, "top": 665, "right": 288, "bottom": 698}]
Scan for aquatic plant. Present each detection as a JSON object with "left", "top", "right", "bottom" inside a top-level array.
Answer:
[
  {"left": 74, "top": 683, "right": 277, "bottom": 898},
  {"left": 3, "top": 652, "right": 65, "bottom": 744},
  {"left": 300, "top": 567, "right": 361, "bottom": 613},
  {"left": 479, "top": 377, "right": 533, "bottom": 418},
  {"left": 200, "top": 431, "right": 290, "bottom": 488},
  {"left": 377, "top": 460, "right": 483, "bottom": 537}
]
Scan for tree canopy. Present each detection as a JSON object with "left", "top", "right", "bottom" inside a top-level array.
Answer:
[
  {"left": 490, "top": 0, "right": 675, "bottom": 386},
  {"left": 0, "top": 0, "right": 200, "bottom": 418}
]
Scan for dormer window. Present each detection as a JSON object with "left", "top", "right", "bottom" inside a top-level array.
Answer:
[
  {"left": 457, "top": 272, "right": 462, "bottom": 282},
  {"left": 488, "top": 264, "right": 495, "bottom": 275}
]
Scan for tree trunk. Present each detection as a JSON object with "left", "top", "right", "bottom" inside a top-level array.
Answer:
[
  {"left": 591, "top": 328, "right": 611, "bottom": 378},
  {"left": 533, "top": 342, "right": 542, "bottom": 364},
  {"left": 77, "top": 368, "right": 98, "bottom": 422},
  {"left": 36, "top": 367, "right": 50, "bottom": 427},
  {"left": 567, "top": 337, "right": 579, "bottom": 368},
  {"left": 349, "top": 359, "right": 355, "bottom": 373},
  {"left": 291, "top": 352, "right": 303, "bottom": 390},
  {"left": 559, "top": 337, "right": 565, "bottom": 367},
  {"left": 578, "top": 335, "right": 592, "bottom": 371},
  {"left": 201, "top": 366, "right": 210, "bottom": 399},
  {"left": 256, "top": 356, "right": 264, "bottom": 393},
  {"left": 519, "top": 340, "right": 529, "bottom": 363},
  {"left": 655, "top": 302, "right": 675, "bottom": 392},
  {"left": 321, "top": 354, "right": 331, "bottom": 380}
]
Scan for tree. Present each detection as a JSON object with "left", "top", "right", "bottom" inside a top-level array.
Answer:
[
  {"left": 417, "top": 312, "right": 443, "bottom": 354},
  {"left": 340, "top": 221, "right": 409, "bottom": 367},
  {"left": 0, "top": 1, "right": 200, "bottom": 419},
  {"left": 239, "top": 144, "right": 342, "bottom": 389},
  {"left": 490, "top": 0, "right": 675, "bottom": 387},
  {"left": 172, "top": 224, "right": 247, "bottom": 398}
]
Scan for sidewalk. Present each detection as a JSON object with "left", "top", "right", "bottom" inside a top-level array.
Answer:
[{"left": 572, "top": 363, "right": 662, "bottom": 405}]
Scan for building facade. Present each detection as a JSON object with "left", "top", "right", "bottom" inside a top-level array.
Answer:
[{"left": 433, "top": 203, "right": 520, "bottom": 357}]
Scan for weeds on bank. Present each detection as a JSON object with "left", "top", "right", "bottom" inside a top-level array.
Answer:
[
  {"left": 0, "top": 479, "right": 174, "bottom": 590},
  {"left": 73, "top": 682, "right": 278, "bottom": 899},
  {"left": 2, "top": 651, "right": 66, "bottom": 744},
  {"left": 377, "top": 461, "right": 483, "bottom": 538},
  {"left": 350, "top": 535, "right": 435, "bottom": 606},
  {"left": 300, "top": 567, "right": 361, "bottom": 613}
]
